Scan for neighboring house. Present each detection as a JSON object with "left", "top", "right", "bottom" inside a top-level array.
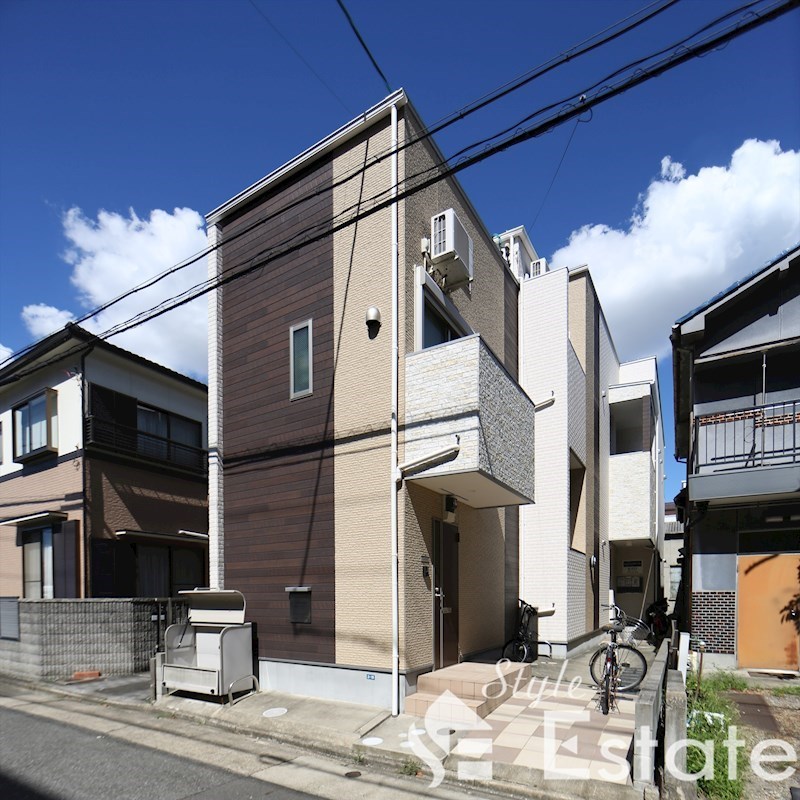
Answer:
[
  {"left": 0, "top": 324, "right": 209, "bottom": 599},
  {"left": 671, "top": 245, "right": 800, "bottom": 671},
  {"left": 662, "top": 501, "right": 685, "bottom": 617},
  {"left": 207, "top": 90, "right": 535, "bottom": 711},
  {"left": 498, "top": 230, "right": 665, "bottom": 651}
]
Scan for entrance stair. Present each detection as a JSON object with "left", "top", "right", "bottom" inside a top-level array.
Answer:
[{"left": 404, "top": 660, "right": 530, "bottom": 721}]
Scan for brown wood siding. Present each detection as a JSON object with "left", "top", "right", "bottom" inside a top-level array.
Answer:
[{"left": 220, "top": 158, "right": 335, "bottom": 664}]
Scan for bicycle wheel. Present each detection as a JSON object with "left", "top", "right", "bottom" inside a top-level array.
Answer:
[
  {"left": 589, "top": 646, "right": 608, "bottom": 686},
  {"left": 600, "top": 672, "right": 611, "bottom": 715},
  {"left": 502, "top": 639, "right": 529, "bottom": 662},
  {"left": 615, "top": 644, "right": 647, "bottom": 690}
]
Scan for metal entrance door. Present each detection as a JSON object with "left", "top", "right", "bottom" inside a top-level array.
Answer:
[
  {"left": 433, "top": 521, "right": 459, "bottom": 669},
  {"left": 737, "top": 553, "right": 800, "bottom": 670}
]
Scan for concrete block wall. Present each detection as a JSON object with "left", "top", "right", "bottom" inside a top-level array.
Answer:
[
  {"left": 0, "top": 599, "right": 179, "bottom": 680},
  {"left": 477, "top": 340, "right": 535, "bottom": 501}
]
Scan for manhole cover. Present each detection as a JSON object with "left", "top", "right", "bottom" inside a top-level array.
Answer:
[
  {"left": 262, "top": 707, "right": 288, "bottom": 718},
  {"left": 361, "top": 736, "right": 383, "bottom": 746},
  {"left": 345, "top": 771, "right": 361, "bottom": 779}
]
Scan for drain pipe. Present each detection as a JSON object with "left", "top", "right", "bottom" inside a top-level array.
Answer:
[{"left": 390, "top": 103, "right": 400, "bottom": 717}]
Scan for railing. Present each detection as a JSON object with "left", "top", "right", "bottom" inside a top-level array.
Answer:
[
  {"left": 693, "top": 399, "right": 799, "bottom": 473},
  {"left": 85, "top": 416, "right": 206, "bottom": 473}
]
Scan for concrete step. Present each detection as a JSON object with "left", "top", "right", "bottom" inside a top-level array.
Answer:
[
  {"left": 410, "top": 661, "right": 531, "bottom": 719},
  {"left": 403, "top": 690, "right": 489, "bottom": 723}
]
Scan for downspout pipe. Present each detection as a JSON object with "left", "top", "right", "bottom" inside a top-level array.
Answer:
[{"left": 390, "top": 103, "right": 400, "bottom": 717}]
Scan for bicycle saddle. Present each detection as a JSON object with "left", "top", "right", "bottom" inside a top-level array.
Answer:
[{"left": 601, "top": 622, "right": 625, "bottom": 633}]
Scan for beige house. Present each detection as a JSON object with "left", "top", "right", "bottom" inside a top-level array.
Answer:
[{"left": 207, "top": 90, "right": 535, "bottom": 711}]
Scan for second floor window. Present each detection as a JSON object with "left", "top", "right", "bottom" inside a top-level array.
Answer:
[
  {"left": 87, "top": 384, "right": 203, "bottom": 471},
  {"left": 13, "top": 389, "right": 57, "bottom": 462},
  {"left": 290, "top": 319, "right": 313, "bottom": 399}
]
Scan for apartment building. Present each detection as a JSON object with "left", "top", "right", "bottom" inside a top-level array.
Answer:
[
  {"left": 207, "top": 90, "right": 535, "bottom": 711},
  {"left": 499, "top": 229, "right": 665, "bottom": 653},
  {"left": 672, "top": 245, "right": 800, "bottom": 671},
  {"left": 0, "top": 324, "right": 208, "bottom": 599}
]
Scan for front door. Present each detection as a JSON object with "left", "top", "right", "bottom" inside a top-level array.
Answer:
[
  {"left": 433, "top": 521, "right": 459, "bottom": 669},
  {"left": 737, "top": 553, "right": 800, "bottom": 670}
]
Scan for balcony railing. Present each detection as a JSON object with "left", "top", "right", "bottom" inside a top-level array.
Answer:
[
  {"left": 85, "top": 416, "right": 206, "bottom": 473},
  {"left": 693, "top": 399, "right": 799, "bottom": 473}
]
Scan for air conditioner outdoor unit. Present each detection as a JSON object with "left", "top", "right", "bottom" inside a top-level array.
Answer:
[{"left": 430, "top": 209, "right": 473, "bottom": 287}]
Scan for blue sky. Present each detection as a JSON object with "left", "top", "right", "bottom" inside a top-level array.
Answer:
[{"left": 1, "top": 0, "right": 799, "bottom": 503}]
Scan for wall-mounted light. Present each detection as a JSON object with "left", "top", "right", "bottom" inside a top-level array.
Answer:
[{"left": 366, "top": 306, "right": 381, "bottom": 339}]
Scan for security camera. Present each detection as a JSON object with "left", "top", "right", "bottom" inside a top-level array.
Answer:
[{"left": 366, "top": 306, "right": 381, "bottom": 339}]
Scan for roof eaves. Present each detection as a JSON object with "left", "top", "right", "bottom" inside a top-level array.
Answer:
[{"left": 674, "top": 243, "right": 800, "bottom": 329}]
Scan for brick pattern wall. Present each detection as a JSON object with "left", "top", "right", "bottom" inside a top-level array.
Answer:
[
  {"left": 691, "top": 591, "right": 736, "bottom": 654},
  {"left": 0, "top": 599, "right": 185, "bottom": 680}
]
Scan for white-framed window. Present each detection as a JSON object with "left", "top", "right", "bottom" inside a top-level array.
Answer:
[
  {"left": 13, "top": 389, "right": 58, "bottom": 462},
  {"left": 290, "top": 319, "right": 313, "bottom": 399},
  {"left": 22, "top": 528, "right": 54, "bottom": 599},
  {"left": 414, "top": 266, "right": 472, "bottom": 352}
]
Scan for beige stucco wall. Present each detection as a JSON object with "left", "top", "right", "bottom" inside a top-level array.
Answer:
[
  {"left": 332, "top": 104, "right": 516, "bottom": 671},
  {"left": 0, "top": 457, "right": 84, "bottom": 596},
  {"left": 332, "top": 115, "right": 398, "bottom": 668}
]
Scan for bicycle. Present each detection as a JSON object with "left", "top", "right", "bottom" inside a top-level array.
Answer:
[
  {"left": 502, "top": 599, "right": 540, "bottom": 662},
  {"left": 589, "top": 605, "right": 648, "bottom": 714}
]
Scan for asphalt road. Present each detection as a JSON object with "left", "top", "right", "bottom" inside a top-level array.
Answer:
[{"left": 0, "top": 684, "right": 477, "bottom": 800}]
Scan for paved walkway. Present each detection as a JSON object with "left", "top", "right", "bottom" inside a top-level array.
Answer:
[{"left": 1, "top": 651, "right": 652, "bottom": 799}]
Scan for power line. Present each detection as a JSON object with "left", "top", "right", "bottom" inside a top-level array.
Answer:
[
  {"left": 2, "top": 0, "right": 792, "bottom": 375},
  {"left": 335, "top": 0, "right": 392, "bottom": 94},
  {"left": 5, "top": 0, "right": 794, "bottom": 387},
  {"left": 246, "top": 0, "right": 352, "bottom": 115},
  {"left": 529, "top": 116, "right": 584, "bottom": 234},
  {"left": 0, "top": 0, "right": 692, "bottom": 368}
]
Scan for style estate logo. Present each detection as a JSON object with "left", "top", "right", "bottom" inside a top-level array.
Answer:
[
  {"left": 406, "top": 660, "right": 798, "bottom": 789},
  {"left": 406, "top": 690, "right": 493, "bottom": 788}
]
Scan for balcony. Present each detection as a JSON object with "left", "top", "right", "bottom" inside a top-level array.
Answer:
[
  {"left": 609, "top": 451, "right": 656, "bottom": 544},
  {"left": 403, "top": 335, "right": 535, "bottom": 508},
  {"left": 690, "top": 400, "right": 800, "bottom": 502},
  {"left": 85, "top": 416, "right": 207, "bottom": 474}
]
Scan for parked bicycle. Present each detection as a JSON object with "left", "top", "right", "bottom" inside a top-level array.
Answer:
[
  {"left": 616, "top": 599, "right": 671, "bottom": 650},
  {"left": 502, "top": 599, "right": 539, "bottom": 662},
  {"left": 589, "top": 604, "right": 648, "bottom": 714}
]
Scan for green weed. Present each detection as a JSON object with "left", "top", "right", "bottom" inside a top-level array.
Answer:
[
  {"left": 769, "top": 684, "right": 800, "bottom": 697},
  {"left": 686, "top": 672, "right": 746, "bottom": 800},
  {"left": 399, "top": 757, "right": 422, "bottom": 776}
]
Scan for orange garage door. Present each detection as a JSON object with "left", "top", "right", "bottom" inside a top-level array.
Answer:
[{"left": 737, "top": 553, "right": 800, "bottom": 671}]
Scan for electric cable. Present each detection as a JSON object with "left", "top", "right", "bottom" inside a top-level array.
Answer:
[
  {"left": 335, "top": 0, "right": 392, "bottom": 93},
  {"left": 2, "top": 0, "right": 794, "bottom": 378},
  {"left": 247, "top": 0, "right": 352, "bottom": 115},
  {"left": 0, "top": 0, "right": 691, "bottom": 368}
]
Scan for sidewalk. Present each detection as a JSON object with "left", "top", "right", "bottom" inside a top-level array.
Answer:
[{"left": 0, "top": 654, "right": 651, "bottom": 800}]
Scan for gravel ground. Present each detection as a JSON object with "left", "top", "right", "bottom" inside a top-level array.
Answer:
[{"left": 741, "top": 690, "right": 800, "bottom": 800}]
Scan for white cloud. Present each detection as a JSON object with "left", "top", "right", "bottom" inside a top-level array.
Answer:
[
  {"left": 21, "top": 304, "right": 76, "bottom": 339},
  {"left": 0, "top": 343, "right": 13, "bottom": 365},
  {"left": 550, "top": 139, "right": 800, "bottom": 361},
  {"left": 26, "top": 207, "right": 208, "bottom": 379}
]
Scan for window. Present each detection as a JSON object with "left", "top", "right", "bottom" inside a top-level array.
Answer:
[
  {"left": 13, "top": 389, "right": 57, "bottom": 462},
  {"left": 290, "top": 320, "right": 313, "bottom": 399},
  {"left": 22, "top": 528, "right": 54, "bottom": 599},
  {"left": 424, "top": 300, "right": 461, "bottom": 348},
  {"left": 20, "top": 522, "right": 78, "bottom": 598},
  {"left": 87, "top": 384, "right": 203, "bottom": 471},
  {"left": 0, "top": 421, "right": 3, "bottom": 464}
]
